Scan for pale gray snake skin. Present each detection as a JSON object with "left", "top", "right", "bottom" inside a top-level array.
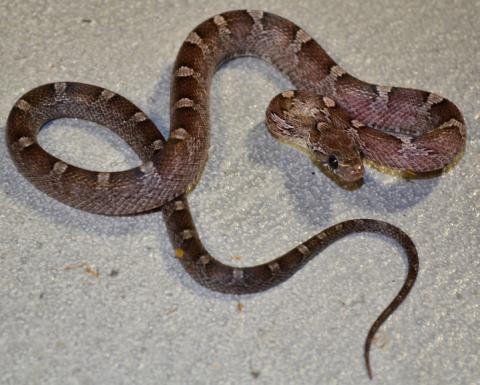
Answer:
[{"left": 6, "top": 10, "right": 466, "bottom": 379}]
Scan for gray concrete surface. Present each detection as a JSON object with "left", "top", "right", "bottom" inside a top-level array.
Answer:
[{"left": 1, "top": 1, "right": 479, "bottom": 384}]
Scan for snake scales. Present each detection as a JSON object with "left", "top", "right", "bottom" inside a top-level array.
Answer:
[{"left": 6, "top": 10, "right": 466, "bottom": 379}]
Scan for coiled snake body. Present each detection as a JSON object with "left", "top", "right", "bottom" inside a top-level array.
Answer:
[{"left": 6, "top": 10, "right": 466, "bottom": 379}]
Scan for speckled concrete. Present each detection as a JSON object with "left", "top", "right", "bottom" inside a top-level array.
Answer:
[{"left": 1, "top": 1, "right": 479, "bottom": 384}]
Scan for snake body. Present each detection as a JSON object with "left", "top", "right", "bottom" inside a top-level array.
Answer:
[{"left": 6, "top": 10, "right": 465, "bottom": 379}]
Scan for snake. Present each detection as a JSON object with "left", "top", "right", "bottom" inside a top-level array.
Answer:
[{"left": 6, "top": 10, "right": 466, "bottom": 379}]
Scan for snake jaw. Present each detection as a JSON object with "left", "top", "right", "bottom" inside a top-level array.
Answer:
[{"left": 335, "top": 160, "right": 365, "bottom": 182}]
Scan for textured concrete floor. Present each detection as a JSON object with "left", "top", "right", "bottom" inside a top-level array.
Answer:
[{"left": 1, "top": 1, "right": 479, "bottom": 384}]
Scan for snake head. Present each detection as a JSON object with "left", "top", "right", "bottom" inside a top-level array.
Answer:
[
  {"left": 266, "top": 90, "right": 364, "bottom": 183},
  {"left": 309, "top": 121, "right": 364, "bottom": 182}
]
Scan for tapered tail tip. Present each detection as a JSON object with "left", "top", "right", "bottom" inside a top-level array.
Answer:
[{"left": 365, "top": 354, "right": 373, "bottom": 380}]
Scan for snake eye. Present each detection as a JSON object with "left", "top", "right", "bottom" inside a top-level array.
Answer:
[{"left": 328, "top": 155, "right": 339, "bottom": 170}]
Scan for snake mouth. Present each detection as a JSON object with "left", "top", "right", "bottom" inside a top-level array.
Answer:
[{"left": 334, "top": 162, "right": 364, "bottom": 182}]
